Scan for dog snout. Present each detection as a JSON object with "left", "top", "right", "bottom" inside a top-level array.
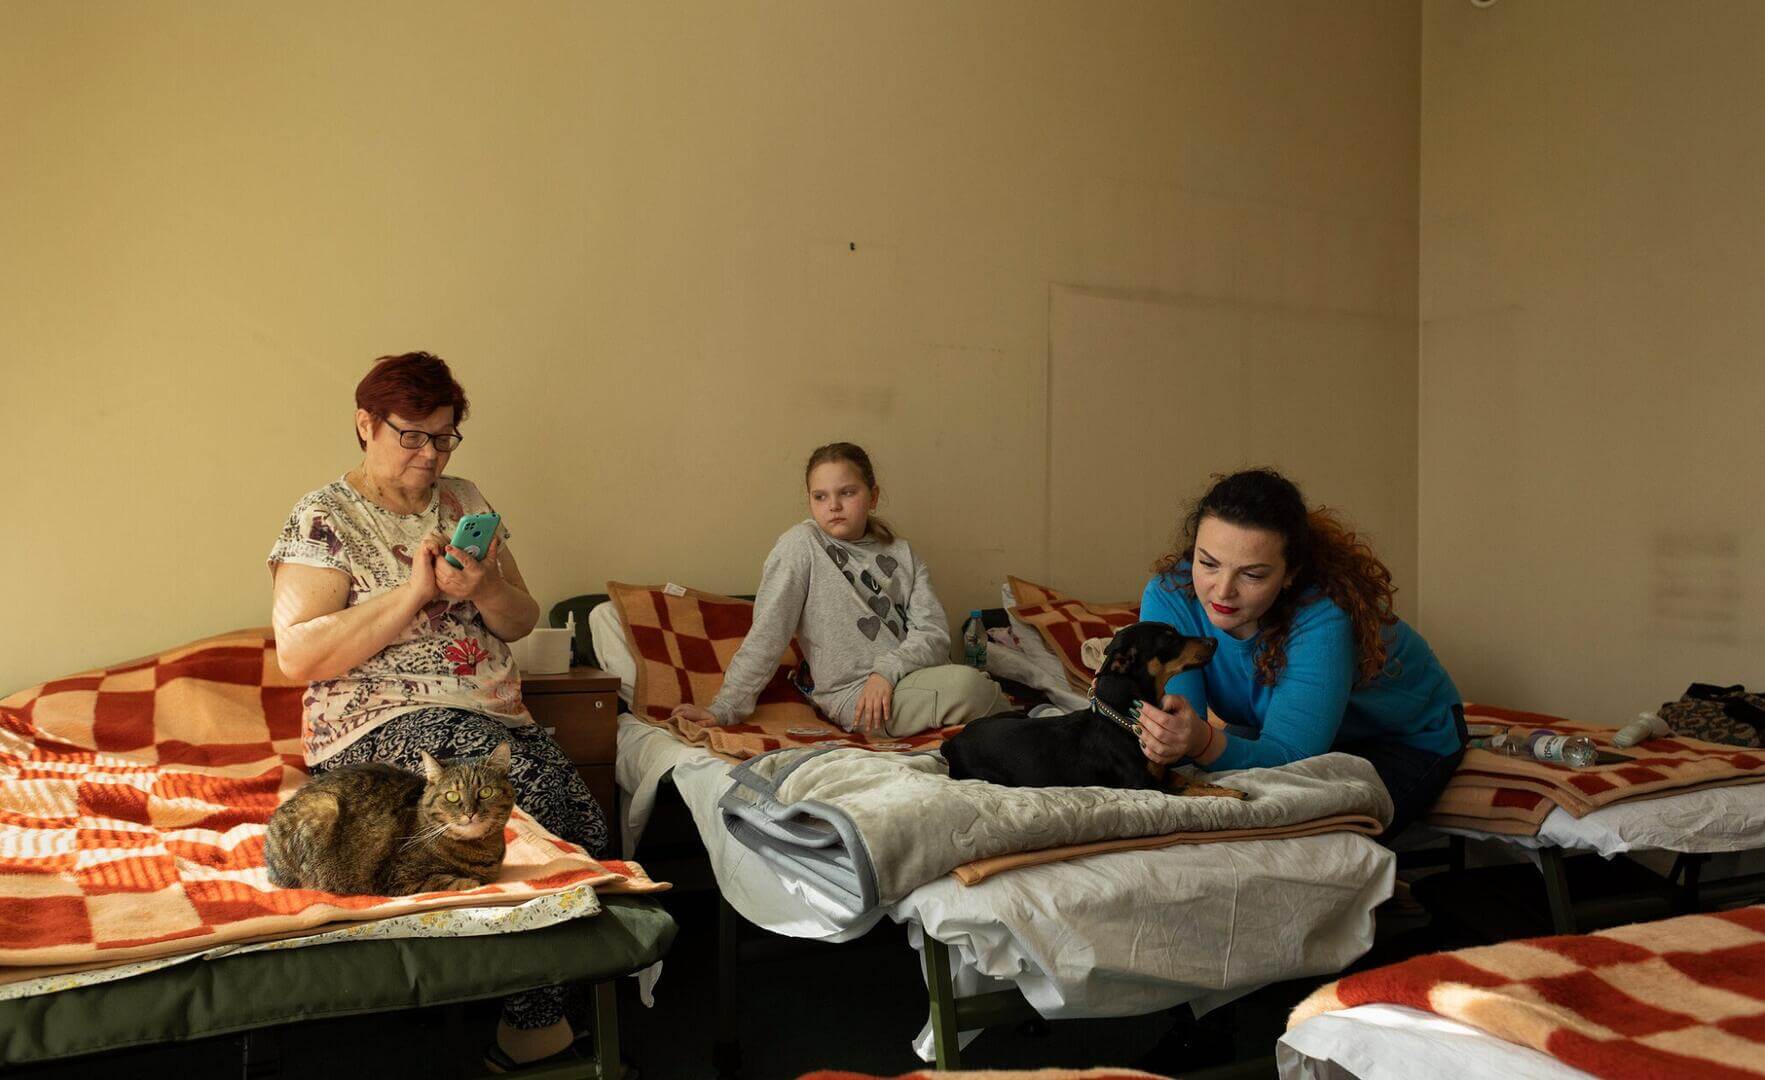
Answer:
[{"left": 1180, "top": 636, "right": 1217, "bottom": 668}]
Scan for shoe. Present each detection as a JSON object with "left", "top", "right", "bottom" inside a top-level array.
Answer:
[{"left": 1380, "top": 878, "right": 1429, "bottom": 919}]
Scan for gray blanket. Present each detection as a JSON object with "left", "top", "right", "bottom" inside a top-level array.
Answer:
[{"left": 718, "top": 747, "right": 1393, "bottom": 919}]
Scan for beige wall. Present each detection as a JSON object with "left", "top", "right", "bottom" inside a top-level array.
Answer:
[
  {"left": 2, "top": 2, "right": 1420, "bottom": 695},
  {"left": 1421, "top": 0, "right": 1764, "bottom": 719}
]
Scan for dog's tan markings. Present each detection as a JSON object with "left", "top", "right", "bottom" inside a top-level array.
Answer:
[
  {"left": 1148, "top": 639, "right": 1217, "bottom": 688},
  {"left": 1166, "top": 776, "right": 1248, "bottom": 799}
]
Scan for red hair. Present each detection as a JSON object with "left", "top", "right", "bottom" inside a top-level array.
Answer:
[
  {"left": 1263, "top": 509, "right": 1399, "bottom": 687},
  {"left": 354, "top": 352, "right": 469, "bottom": 449}
]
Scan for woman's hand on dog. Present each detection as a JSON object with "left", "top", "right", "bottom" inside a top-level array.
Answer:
[
  {"left": 853, "top": 673, "right": 893, "bottom": 733},
  {"left": 1136, "top": 694, "right": 1211, "bottom": 765}
]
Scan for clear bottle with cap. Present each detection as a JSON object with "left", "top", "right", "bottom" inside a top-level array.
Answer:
[
  {"left": 1470, "top": 728, "right": 1598, "bottom": 768},
  {"left": 1470, "top": 731, "right": 1528, "bottom": 756},
  {"left": 963, "top": 611, "right": 988, "bottom": 668},
  {"left": 1525, "top": 728, "right": 1598, "bottom": 769}
]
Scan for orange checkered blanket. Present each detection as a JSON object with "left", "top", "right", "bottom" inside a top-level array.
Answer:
[
  {"left": 1427, "top": 705, "right": 1765, "bottom": 836},
  {"left": 609, "top": 582, "right": 961, "bottom": 761},
  {"left": 1006, "top": 577, "right": 1140, "bottom": 690},
  {"left": 0, "top": 629, "right": 662, "bottom": 978},
  {"left": 1290, "top": 906, "right": 1765, "bottom": 1078}
]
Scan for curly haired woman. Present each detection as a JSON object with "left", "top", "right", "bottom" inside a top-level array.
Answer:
[{"left": 1134, "top": 468, "right": 1466, "bottom": 843}]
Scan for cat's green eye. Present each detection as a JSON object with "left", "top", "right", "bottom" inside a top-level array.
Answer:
[
  {"left": 444, "top": 791, "right": 461, "bottom": 803},
  {"left": 478, "top": 787, "right": 495, "bottom": 799}
]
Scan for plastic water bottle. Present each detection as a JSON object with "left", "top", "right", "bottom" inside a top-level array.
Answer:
[
  {"left": 963, "top": 611, "right": 988, "bottom": 669},
  {"left": 1471, "top": 728, "right": 1598, "bottom": 768},
  {"left": 1470, "top": 732, "right": 1527, "bottom": 756},
  {"left": 1526, "top": 728, "right": 1598, "bottom": 769}
]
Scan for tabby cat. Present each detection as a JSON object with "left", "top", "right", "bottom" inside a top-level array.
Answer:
[{"left": 264, "top": 742, "right": 516, "bottom": 895}]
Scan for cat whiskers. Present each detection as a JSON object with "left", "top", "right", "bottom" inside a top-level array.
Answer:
[{"left": 398, "top": 821, "right": 451, "bottom": 852}]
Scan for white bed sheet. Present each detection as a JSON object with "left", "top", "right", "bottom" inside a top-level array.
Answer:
[
  {"left": 1432, "top": 783, "right": 1765, "bottom": 858},
  {"left": 1278, "top": 1003, "right": 1590, "bottom": 1080},
  {"left": 617, "top": 716, "right": 1393, "bottom": 1059}
]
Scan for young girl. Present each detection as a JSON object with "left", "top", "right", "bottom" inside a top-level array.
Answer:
[
  {"left": 671, "top": 442, "right": 1007, "bottom": 736},
  {"left": 1133, "top": 468, "right": 1466, "bottom": 842}
]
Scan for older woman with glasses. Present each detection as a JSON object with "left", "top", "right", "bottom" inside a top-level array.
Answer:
[{"left": 267, "top": 351, "right": 609, "bottom": 1071}]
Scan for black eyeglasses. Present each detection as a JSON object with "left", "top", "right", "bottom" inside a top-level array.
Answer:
[{"left": 384, "top": 420, "right": 463, "bottom": 452}]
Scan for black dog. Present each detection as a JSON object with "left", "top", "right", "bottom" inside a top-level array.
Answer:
[{"left": 942, "top": 622, "right": 1216, "bottom": 790}]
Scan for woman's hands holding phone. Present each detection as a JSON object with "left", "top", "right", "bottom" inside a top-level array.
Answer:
[
  {"left": 404, "top": 532, "right": 502, "bottom": 607},
  {"left": 435, "top": 534, "right": 502, "bottom": 602}
]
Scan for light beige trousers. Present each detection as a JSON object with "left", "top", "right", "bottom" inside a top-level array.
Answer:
[{"left": 883, "top": 664, "right": 1011, "bottom": 737}]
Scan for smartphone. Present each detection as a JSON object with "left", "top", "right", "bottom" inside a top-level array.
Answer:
[{"left": 444, "top": 512, "right": 502, "bottom": 569}]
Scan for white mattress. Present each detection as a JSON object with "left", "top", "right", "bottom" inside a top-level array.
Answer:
[
  {"left": 617, "top": 715, "right": 1394, "bottom": 1060},
  {"left": 1278, "top": 1004, "right": 1590, "bottom": 1080},
  {"left": 1432, "top": 782, "right": 1765, "bottom": 858}
]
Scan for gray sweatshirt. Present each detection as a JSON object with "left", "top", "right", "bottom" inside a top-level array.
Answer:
[{"left": 709, "top": 521, "right": 952, "bottom": 727}]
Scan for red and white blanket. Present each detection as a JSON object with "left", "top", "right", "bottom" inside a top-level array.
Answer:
[
  {"left": 1005, "top": 576, "right": 1141, "bottom": 690},
  {"left": 1427, "top": 705, "right": 1765, "bottom": 836},
  {"left": 609, "top": 581, "right": 962, "bottom": 761},
  {"left": 1291, "top": 906, "right": 1765, "bottom": 1078},
  {"left": 0, "top": 629, "right": 663, "bottom": 981}
]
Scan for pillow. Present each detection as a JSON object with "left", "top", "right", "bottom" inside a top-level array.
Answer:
[
  {"left": 1004, "top": 576, "right": 1141, "bottom": 690},
  {"left": 982, "top": 638, "right": 1090, "bottom": 714},
  {"left": 606, "top": 581, "right": 815, "bottom": 724},
  {"left": 989, "top": 584, "right": 1090, "bottom": 712},
  {"left": 587, "top": 600, "right": 637, "bottom": 704},
  {"left": 1000, "top": 582, "right": 1072, "bottom": 685}
]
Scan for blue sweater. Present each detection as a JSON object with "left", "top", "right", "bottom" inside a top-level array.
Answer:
[{"left": 1140, "top": 570, "right": 1463, "bottom": 771}]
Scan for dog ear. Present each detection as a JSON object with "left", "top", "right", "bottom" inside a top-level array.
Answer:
[{"left": 1106, "top": 640, "right": 1138, "bottom": 674}]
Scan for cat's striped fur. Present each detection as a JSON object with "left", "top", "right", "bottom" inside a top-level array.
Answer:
[{"left": 265, "top": 742, "right": 516, "bottom": 895}]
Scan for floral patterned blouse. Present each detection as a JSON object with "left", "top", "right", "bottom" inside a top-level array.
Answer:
[{"left": 267, "top": 475, "right": 530, "bottom": 765}]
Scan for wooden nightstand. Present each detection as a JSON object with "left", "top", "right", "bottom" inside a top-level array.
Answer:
[{"left": 521, "top": 667, "right": 620, "bottom": 836}]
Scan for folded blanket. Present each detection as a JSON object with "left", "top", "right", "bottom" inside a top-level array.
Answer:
[
  {"left": 952, "top": 812, "right": 1383, "bottom": 886},
  {"left": 647, "top": 708, "right": 961, "bottom": 763},
  {"left": 720, "top": 748, "right": 1391, "bottom": 918},
  {"left": 0, "top": 629, "right": 664, "bottom": 977},
  {"left": 1427, "top": 705, "right": 1765, "bottom": 836},
  {"left": 1290, "top": 905, "right": 1765, "bottom": 1079}
]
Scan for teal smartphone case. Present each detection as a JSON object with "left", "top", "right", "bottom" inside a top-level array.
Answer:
[{"left": 444, "top": 512, "right": 501, "bottom": 569}]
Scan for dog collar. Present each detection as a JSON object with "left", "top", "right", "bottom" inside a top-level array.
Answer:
[{"left": 1088, "top": 687, "right": 1141, "bottom": 736}]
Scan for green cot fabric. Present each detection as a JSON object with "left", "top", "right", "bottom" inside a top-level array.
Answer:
[{"left": 0, "top": 897, "right": 676, "bottom": 1065}]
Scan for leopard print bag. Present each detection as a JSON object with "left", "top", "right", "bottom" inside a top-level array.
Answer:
[{"left": 1658, "top": 683, "right": 1765, "bottom": 748}]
